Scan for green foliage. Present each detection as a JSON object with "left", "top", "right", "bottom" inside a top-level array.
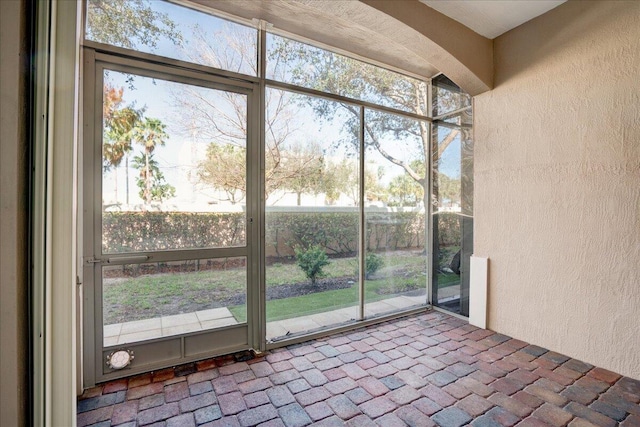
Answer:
[
  {"left": 266, "top": 212, "right": 360, "bottom": 257},
  {"left": 102, "top": 211, "right": 246, "bottom": 253},
  {"left": 198, "top": 143, "right": 246, "bottom": 204},
  {"left": 86, "top": 0, "right": 182, "bottom": 50},
  {"left": 103, "top": 105, "right": 143, "bottom": 172},
  {"left": 130, "top": 117, "right": 171, "bottom": 203},
  {"left": 295, "top": 245, "right": 330, "bottom": 285},
  {"left": 436, "top": 172, "right": 461, "bottom": 205},
  {"left": 131, "top": 153, "right": 176, "bottom": 203},
  {"left": 271, "top": 35, "right": 432, "bottom": 205},
  {"left": 281, "top": 142, "right": 325, "bottom": 205},
  {"left": 364, "top": 253, "right": 384, "bottom": 279},
  {"left": 388, "top": 174, "right": 423, "bottom": 207},
  {"left": 434, "top": 212, "right": 462, "bottom": 272},
  {"left": 102, "top": 210, "right": 453, "bottom": 257}
]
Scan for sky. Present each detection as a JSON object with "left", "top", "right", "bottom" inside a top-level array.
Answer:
[{"left": 97, "top": 0, "right": 462, "bottom": 210}]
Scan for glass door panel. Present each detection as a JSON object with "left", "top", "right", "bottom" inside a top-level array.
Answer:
[
  {"left": 101, "top": 70, "right": 247, "bottom": 254},
  {"left": 102, "top": 257, "right": 247, "bottom": 346},
  {"left": 363, "top": 110, "right": 429, "bottom": 317},
  {"left": 88, "top": 60, "right": 255, "bottom": 383},
  {"left": 264, "top": 89, "right": 359, "bottom": 341}
]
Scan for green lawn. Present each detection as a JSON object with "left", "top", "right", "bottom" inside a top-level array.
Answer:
[
  {"left": 231, "top": 277, "right": 424, "bottom": 323},
  {"left": 103, "top": 252, "right": 459, "bottom": 324},
  {"left": 231, "top": 272, "right": 460, "bottom": 323}
]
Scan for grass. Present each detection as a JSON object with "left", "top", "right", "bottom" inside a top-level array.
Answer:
[
  {"left": 103, "top": 252, "right": 459, "bottom": 324},
  {"left": 232, "top": 271, "right": 459, "bottom": 323},
  {"left": 230, "top": 276, "right": 432, "bottom": 323}
]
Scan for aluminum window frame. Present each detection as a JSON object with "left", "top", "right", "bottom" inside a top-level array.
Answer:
[{"left": 80, "top": 0, "right": 436, "bottom": 371}]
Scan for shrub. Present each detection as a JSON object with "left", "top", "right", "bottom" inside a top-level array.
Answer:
[
  {"left": 295, "top": 245, "right": 330, "bottom": 285},
  {"left": 364, "top": 253, "right": 384, "bottom": 279}
]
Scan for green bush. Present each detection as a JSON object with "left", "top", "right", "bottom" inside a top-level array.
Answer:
[
  {"left": 295, "top": 245, "right": 330, "bottom": 285},
  {"left": 103, "top": 209, "right": 443, "bottom": 258},
  {"left": 364, "top": 253, "right": 384, "bottom": 279}
]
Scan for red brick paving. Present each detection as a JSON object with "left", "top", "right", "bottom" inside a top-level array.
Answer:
[{"left": 78, "top": 311, "right": 640, "bottom": 426}]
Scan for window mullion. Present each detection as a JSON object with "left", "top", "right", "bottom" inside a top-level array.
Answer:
[{"left": 358, "top": 106, "right": 366, "bottom": 321}]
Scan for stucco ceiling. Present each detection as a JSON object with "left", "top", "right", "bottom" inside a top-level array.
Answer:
[{"left": 419, "top": 0, "right": 567, "bottom": 39}]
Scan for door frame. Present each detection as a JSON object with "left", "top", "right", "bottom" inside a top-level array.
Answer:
[{"left": 81, "top": 48, "right": 261, "bottom": 386}]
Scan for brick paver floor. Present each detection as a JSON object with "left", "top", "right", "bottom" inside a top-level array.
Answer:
[{"left": 78, "top": 311, "right": 640, "bottom": 427}]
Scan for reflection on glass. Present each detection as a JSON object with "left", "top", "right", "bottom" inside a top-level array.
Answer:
[
  {"left": 264, "top": 88, "right": 359, "bottom": 341},
  {"left": 431, "top": 76, "right": 473, "bottom": 316},
  {"left": 363, "top": 110, "right": 428, "bottom": 317},
  {"left": 101, "top": 70, "right": 247, "bottom": 254},
  {"left": 432, "top": 74, "right": 472, "bottom": 117},
  {"left": 266, "top": 33, "right": 428, "bottom": 114},
  {"left": 86, "top": 0, "right": 257, "bottom": 76},
  {"left": 102, "top": 257, "right": 247, "bottom": 346}
]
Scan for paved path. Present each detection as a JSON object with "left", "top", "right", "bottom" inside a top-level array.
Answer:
[
  {"left": 79, "top": 310, "right": 640, "bottom": 427},
  {"left": 104, "top": 295, "right": 428, "bottom": 345}
]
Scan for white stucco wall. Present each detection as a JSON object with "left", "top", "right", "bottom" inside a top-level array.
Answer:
[{"left": 474, "top": 1, "right": 640, "bottom": 379}]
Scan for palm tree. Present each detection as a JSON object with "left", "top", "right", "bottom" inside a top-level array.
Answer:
[
  {"left": 103, "top": 106, "right": 142, "bottom": 203},
  {"left": 132, "top": 117, "right": 169, "bottom": 204}
]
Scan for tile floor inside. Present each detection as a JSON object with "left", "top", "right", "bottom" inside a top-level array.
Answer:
[{"left": 78, "top": 310, "right": 640, "bottom": 427}]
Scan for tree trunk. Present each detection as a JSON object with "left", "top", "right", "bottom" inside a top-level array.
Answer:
[
  {"left": 125, "top": 155, "right": 130, "bottom": 205},
  {"left": 114, "top": 166, "right": 118, "bottom": 203},
  {"left": 145, "top": 152, "right": 151, "bottom": 204}
]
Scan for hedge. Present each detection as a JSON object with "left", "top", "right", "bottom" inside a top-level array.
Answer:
[{"left": 103, "top": 210, "right": 461, "bottom": 257}]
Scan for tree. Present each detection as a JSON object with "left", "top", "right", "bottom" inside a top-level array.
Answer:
[
  {"left": 198, "top": 143, "right": 246, "bottom": 204},
  {"left": 386, "top": 160, "right": 424, "bottom": 207},
  {"left": 388, "top": 174, "right": 422, "bottom": 207},
  {"left": 131, "top": 153, "right": 175, "bottom": 203},
  {"left": 280, "top": 142, "right": 325, "bottom": 206},
  {"left": 172, "top": 26, "right": 323, "bottom": 203},
  {"left": 272, "top": 37, "right": 463, "bottom": 209},
  {"left": 322, "top": 159, "right": 386, "bottom": 206},
  {"left": 86, "top": 0, "right": 182, "bottom": 50},
  {"left": 103, "top": 106, "right": 142, "bottom": 171},
  {"left": 321, "top": 159, "right": 353, "bottom": 205},
  {"left": 131, "top": 117, "right": 171, "bottom": 204},
  {"left": 102, "top": 84, "right": 144, "bottom": 204},
  {"left": 437, "top": 173, "right": 461, "bottom": 206}
]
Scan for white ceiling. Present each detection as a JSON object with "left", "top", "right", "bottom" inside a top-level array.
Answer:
[{"left": 419, "top": 0, "right": 567, "bottom": 39}]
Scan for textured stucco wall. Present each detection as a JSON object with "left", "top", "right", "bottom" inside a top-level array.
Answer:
[
  {"left": 0, "top": 0, "right": 29, "bottom": 425},
  {"left": 474, "top": 0, "right": 640, "bottom": 379}
]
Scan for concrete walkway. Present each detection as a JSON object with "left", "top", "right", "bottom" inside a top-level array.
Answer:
[
  {"left": 81, "top": 310, "right": 640, "bottom": 427},
  {"left": 104, "top": 295, "right": 428, "bottom": 345},
  {"left": 105, "top": 308, "right": 239, "bottom": 346}
]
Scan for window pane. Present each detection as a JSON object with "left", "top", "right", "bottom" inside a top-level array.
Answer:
[
  {"left": 267, "top": 33, "right": 428, "bottom": 114},
  {"left": 101, "top": 70, "right": 247, "bottom": 254},
  {"left": 363, "top": 109, "right": 429, "bottom": 317},
  {"left": 103, "top": 257, "right": 246, "bottom": 346},
  {"left": 264, "top": 88, "right": 359, "bottom": 341},
  {"left": 86, "top": 0, "right": 257, "bottom": 76},
  {"left": 432, "top": 74, "right": 471, "bottom": 116},
  {"left": 431, "top": 93, "right": 473, "bottom": 316}
]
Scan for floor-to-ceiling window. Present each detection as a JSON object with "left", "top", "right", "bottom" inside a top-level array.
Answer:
[
  {"left": 80, "top": 0, "right": 471, "bottom": 386},
  {"left": 263, "top": 34, "right": 432, "bottom": 341}
]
